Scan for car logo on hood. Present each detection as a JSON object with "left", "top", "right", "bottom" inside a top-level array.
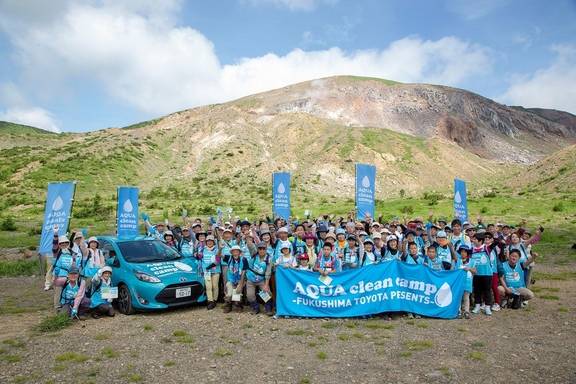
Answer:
[{"left": 179, "top": 277, "right": 187, "bottom": 282}]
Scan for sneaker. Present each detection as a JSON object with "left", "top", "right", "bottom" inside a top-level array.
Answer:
[
  {"left": 406, "top": 313, "right": 414, "bottom": 319},
  {"left": 414, "top": 314, "right": 421, "bottom": 319},
  {"left": 463, "top": 312, "right": 471, "bottom": 319},
  {"left": 472, "top": 304, "right": 481, "bottom": 314},
  {"left": 207, "top": 301, "right": 216, "bottom": 310},
  {"left": 484, "top": 306, "right": 492, "bottom": 316},
  {"left": 491, "top": 303, "right": 501, "bottom": 312},
  {"left": 44, "top": 284, "right": 51, "bottom": 291},
  {"left": 480, "top": 304, "right": 485, "bottom": 310},
  {"left": 501, "top": 298, "right": 508, "bottom": 308},
  {"left": 522, "top": 301, "right": 528, "bottom": 307}
]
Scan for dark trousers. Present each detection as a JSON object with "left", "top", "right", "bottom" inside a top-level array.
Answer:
[{"left": 473, "top": 275, "right": 493, "bottom": 306}]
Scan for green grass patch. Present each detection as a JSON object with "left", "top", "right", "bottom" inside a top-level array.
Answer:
[
  {"left": 539, "top": 294, "right": 560, "bottom": 300},
  {"left": 344, "top": 321, "right": 357, "bottom": 329},
  {"left": 468, "top": 351, "right": 486, "bottom": 361},
  {"left": 316, "top": 351, "right": 327, "bottom": 360},
  {"left": 176, "top": 335, "right": 194, "bottom": 344},
  {"left": 320, "top": 322, "right": 338, "bottom": 329},
  {"left": 101, "top": 347, "right": 119, "bottom": 359},
  {"left": 558, "top": 306, "right": 569, "bottom": 312},
  {"left": 351, "top": 332, "right": 364, "bottom": 339},
  {"left": 163, "top": 360, "right": 176, "bottom": 367},
  {"left": 533, "top": 271, "right": 576, "bottom": 281},
  {"left": 286, "top": 329, "right": 308, "bottom": 336},
  {"left": 338, "top": 334, "right": 350, "bottom": 341},
  {"left": 128, "top": 373, "right": 143, "bottom": 383},
  {"left": 34, "top": 313, "right": 72, "bottom": 333},
  {"left": 143, "top": 324, "right": 154, "bottom": 331},
  {"left": 1, "top": 354, "right": 21, "bottom": 363},
  {"left": 172, "top": 330, "right": 187, "bottom": 337},
  {"left": 213, "top": 348, "right": 233, "bottom": 357},
  {"left": 399, "top": 351, "right": 412, "bottom": 357},
  {"left": 404, "top": 340, "right": 433, "bottom": 351},
  {"left": 55, "top": 352, "right": 89, "bottom": 363},
  {"left": 2, "top": 339, "right": 25, "bottom": 348},
  {"left": 471, "top": 341, "right": 485, "bottom": 348},
  {"left": 0, "top": 259, "right": 39, "bottom": 277},
  {"left": 93, "top": 333, "right": 109, "bottom": 341}
]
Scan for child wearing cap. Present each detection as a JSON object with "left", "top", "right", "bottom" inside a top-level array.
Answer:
[
  {"left": 275, "top": 243, "right": 297, "bottom": 269},
  {"left": 383, "top": 235, "right": 401, "bottom": 262},
  {"left": 222, "top": 246, "right": 245, "bottom": 313},
  {"left": 90, "top": 266, "right": 115, "bottom": 318},
  {"left": 361, "top": 238, "right": 378, "bottom": 266},
  {"left": 297, "top": 254, "right": 311, "bottom": 271},
  {"left": 198, "top": 235, "right": 221, "bottom": 310},
  {"left": 435, "top": 231, "right": 456, "bottom": 269},
  {"left": 454, "top": 245, "right": 476, "bottom": 319}
]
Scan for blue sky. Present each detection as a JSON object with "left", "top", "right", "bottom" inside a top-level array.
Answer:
[{"left": 0, "top": 0, "right": 575, "bottom": 132}]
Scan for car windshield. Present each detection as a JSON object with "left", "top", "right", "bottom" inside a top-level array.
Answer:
[{"left": 117, "top": 240, "right": 182, "bottom": 263}]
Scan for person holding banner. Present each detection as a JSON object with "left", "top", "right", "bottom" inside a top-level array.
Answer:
[
  {"left": 246, "top": 242, "right": 273, "bottom": 316},
  {"left": 383, "top": 235, "right": 401, "bottom": 262},
  {"left": 314, "top": 242, "right": 341, "bottom": 275},
  {"left": 90, "top": 266, "right": 115, "bottom": 318}
]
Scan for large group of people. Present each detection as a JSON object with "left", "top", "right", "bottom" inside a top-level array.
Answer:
[{"left": 43, "top": 211, "right": 543, "bottom": 320}]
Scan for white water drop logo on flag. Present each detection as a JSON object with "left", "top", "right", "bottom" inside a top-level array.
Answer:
[
  {"left": 277, "top": 182, "right": 285, "bottom": 194},
  {"left": 123, "top": 199, "right": 133, "bottom": 213},
  {"left": 454, "top": 191, "right": 462, "bottom": 204},
  {"left": 52, "top": 195, "right": 64, "bottom": 211},
  {"left": 434, "top": 282, "right": 453, "bottom": 308},
  {"left": 361, "top": 175, "right": 371, "bottom": 188}
]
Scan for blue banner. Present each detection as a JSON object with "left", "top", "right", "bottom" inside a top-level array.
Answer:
[
  {"left": 355, "top": 163, "right": 376, "bottom": 220},
  {"left": 276, "top": 261, "right": 465, "bottom": 319},
  {"left": 272, "top": 172, "right": 291, "bottom": 220},
  {"left": 454, "top": 178, "right": 468, "bottom": 222},
  {"left": 39, "top": 182, "right": 76, "bottom": 254},
  {"left": 117, "top": 186, "right": 139, "bottom": 239}
]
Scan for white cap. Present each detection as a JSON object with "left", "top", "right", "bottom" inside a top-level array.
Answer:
[
  {"left": 58, "top": 235, "right": 70, "bottom": 244},
  {"left": 386, "top": 235, "right": 398, "bottom": 242},
  {"left": 100, "top": 266, "right": 112, "bottom": 274}
]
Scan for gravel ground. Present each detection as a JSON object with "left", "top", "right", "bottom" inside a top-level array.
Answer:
[{"left": 0, "top": 274, "right": 575, "bottom": 384}]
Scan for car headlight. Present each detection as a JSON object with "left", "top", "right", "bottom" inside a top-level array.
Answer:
[{"left": 134, "top": 271, "right": 161, "bottom": 283}]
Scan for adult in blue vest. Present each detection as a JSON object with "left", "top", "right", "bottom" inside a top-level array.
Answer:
[
  {"left": 59, "top": 266, "right": 89, "bottom": 319},
  {"left": 246, "top": 242, "right": 273, "bottom": 316},
  {"left": 178, "top": 227, "right": 195, "bottom": 258},
  {"left": 497, "top": 249, "right": 536, "bottom": 308},
  {"left": 222, "top": 246, "right": 245, "bottom": 313},
  {"left": 52, "top": 232, "right": 82, "bottom": 310},
  {"left": 90, "top": 266, "right": 115, "bottom": 318}
]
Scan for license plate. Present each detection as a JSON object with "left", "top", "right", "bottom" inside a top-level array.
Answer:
[{"left": 175, "top": 287, "right": 191, "bottom": 298}]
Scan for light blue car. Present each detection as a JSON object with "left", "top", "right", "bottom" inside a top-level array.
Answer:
[{"left": 97, "top": 236, "right": 206, "bottom": 314}]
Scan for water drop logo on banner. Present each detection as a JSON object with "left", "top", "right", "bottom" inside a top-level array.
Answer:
[
  {"left": 453, "top": 179, "right": 468, "bottom": 222},
  {"left": 276, "top": 261, "right": 466, "bottom": 319},
  {"left": 39, "top": 182, "right": 76, "bottom": 254},
  {"left": 272, "top": 172, "right": 291, "bottom": 220},
  {"left": 117, "top": 186, "right": 139, "bottom": 239},
  {"left": 355, "top": 163, "right": 376, "bottom": 220}
]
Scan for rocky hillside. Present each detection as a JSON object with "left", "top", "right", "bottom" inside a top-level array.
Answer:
[{"left": 1, "top": 76, "right": 575, "bottom": 212}]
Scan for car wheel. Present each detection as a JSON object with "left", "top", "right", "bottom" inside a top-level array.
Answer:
[{"left": 117, "top": 284, "right": 134, "bottom": 315}]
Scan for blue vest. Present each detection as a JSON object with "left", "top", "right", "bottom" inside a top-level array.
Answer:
[
  {"left": 226, "top": 257, "right": 243, "bottom": 285},
  {"left": 405, "top": 254, "right": 425, "bottom": 265},
  {"left": 53, "top": 250, "right": 80, "bottom": 278},
  {"left": 362, "top": 252, "right": 377, "bottom": 266},
  {"left": 471, "top": 246, "right": 492, "bottom": 276},
  {"left": 426, "top": 257, "right": 444, "bottom": 271},
  {"left": 502, "top": 262, "right": 525, "bottom": 290},
  {"left": 292, "top": 238, "right": 306, "bottom": 255},
  {"left": 455, "top": 258, "right": 475, "bottom": 292},
  {"left": 179, "top": 239, "right": 194, "bottom": 257},
  {"left": 90, "top": 279, "right": 112, "bottom": 308},
  {"left": 342, "top": 247, "right": 359, "bottom": 269},
  {"left": 383, "top": 249, "right": 400, "bottom": 262},
  {"left": 201, "top": 246, "right": 221, "bottom": 274},
  {"left": 436, "top": 246, "right": 451, "bottom": 264},
  {"left": 60, "top": 280, "right": 80, "bottom": 305},
  {"left": 246, "top": 256, "right": 268, "bottom": 283}
]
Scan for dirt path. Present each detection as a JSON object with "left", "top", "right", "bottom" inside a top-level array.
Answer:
[{"left": 0, "top": 273, "right": 575, "bottom": 384}]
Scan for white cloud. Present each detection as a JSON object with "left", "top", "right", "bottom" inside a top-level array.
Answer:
[
  {"left": 241, "top": 0, "right": 337, "bottom": 12},
  {"left": 500, "top": 45, "right": 576, "bottom": 114},
  {"left": 0, "top": 106, "right": 61, "bottom": 132},
  {"left": 0, "top": 1, "right": 493, "bottom": 124}
]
